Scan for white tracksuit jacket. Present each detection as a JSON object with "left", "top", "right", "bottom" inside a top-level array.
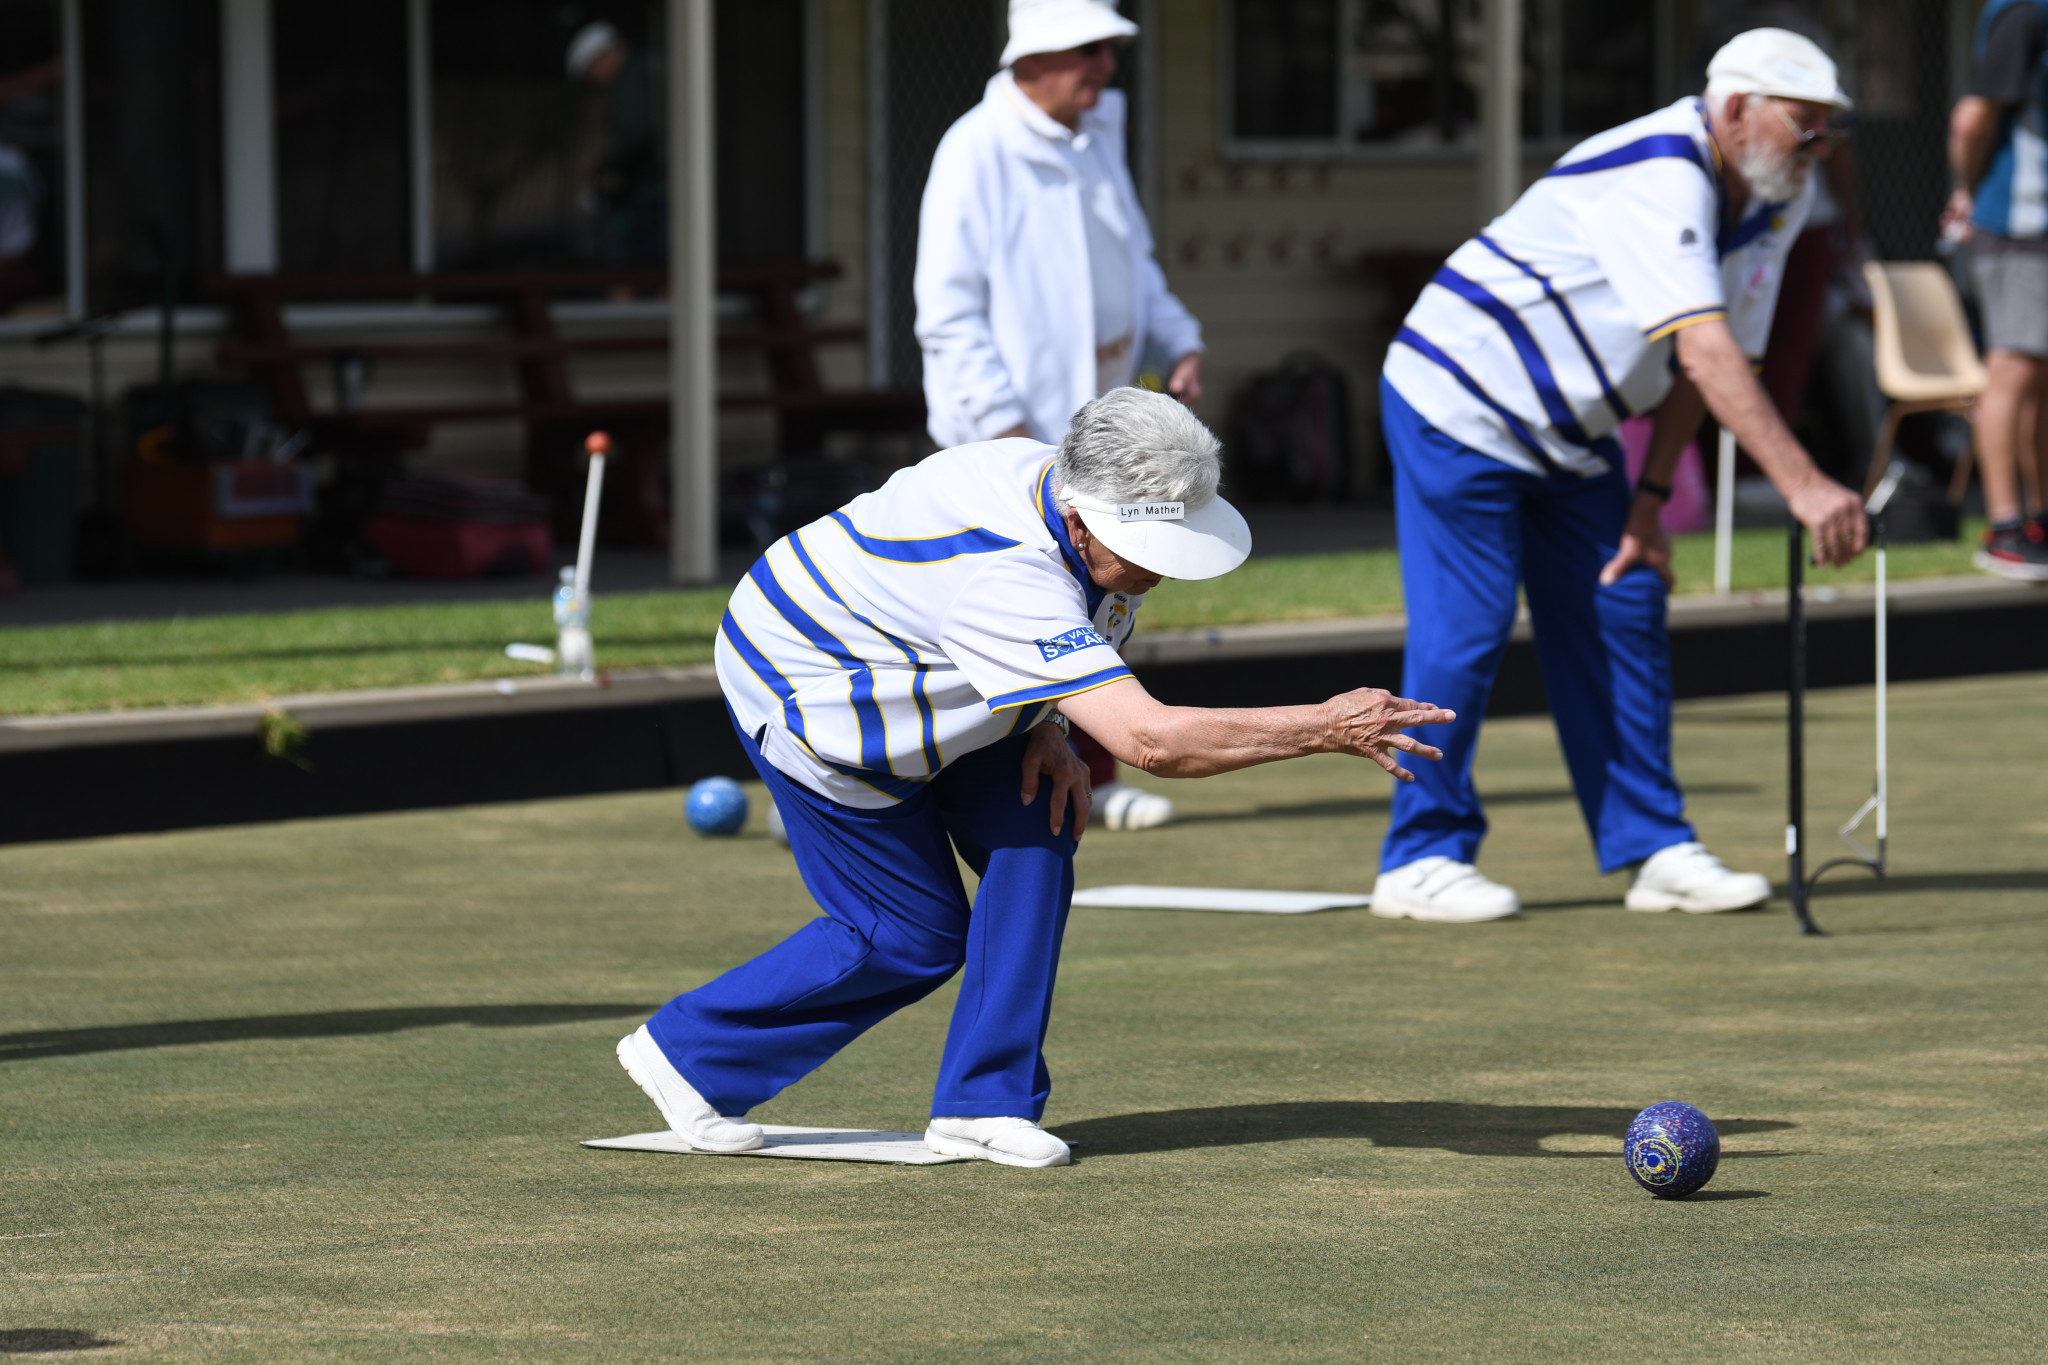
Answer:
[{"left": 914, "top": 73, "right": 1203, "bottom": 449}]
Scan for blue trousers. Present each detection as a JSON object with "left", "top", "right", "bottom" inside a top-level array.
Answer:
[
  {"left": 645, "top": 714, "right": 1076, "bottom": 1120},
  {"left": 1380, "top": 380, "right": 1694, "bottom": 875}
]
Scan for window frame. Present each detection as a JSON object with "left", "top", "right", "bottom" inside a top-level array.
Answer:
[{"left": 1216, "top": 0, "right": 1669, "bottom": 165}]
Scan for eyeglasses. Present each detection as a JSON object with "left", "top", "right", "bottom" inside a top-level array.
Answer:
[{"left": 1775, "top": 105, "right": 1851, "bottom": 153}]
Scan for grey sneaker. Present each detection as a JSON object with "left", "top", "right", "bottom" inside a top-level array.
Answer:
[{"left": 1974, "top": 521, "right": 2048, "bottom": 582}]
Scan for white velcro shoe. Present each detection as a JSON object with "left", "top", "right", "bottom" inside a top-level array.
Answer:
[
  {"left": 1624, "top": 841, "right": 1772, "bottom": 914},
  {"left": 925, "top": 1116, "right": 1071, "bottom": 1168},
  {"left": 1371, "top": 856, "right": 1521, "bottom": 923},
  {"left": 616, "top": 1026, "right": 764, "bottom": 1152},
  {"left": 1095, "top": 781, "right": 1176, "bottom": 831}
]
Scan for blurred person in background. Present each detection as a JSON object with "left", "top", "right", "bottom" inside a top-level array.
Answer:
[
  {"left": 1944, "top": 0, "right": 2048, "bottom": 581},
  {"left": 0, "top": 54, "right": 56, "bottom": 314},
  {"left": 567, "top": 21, "right": 665, "bottom": 269},
  {"left": 0, "top": 136, "right": 40, "bottom": 312},
  {"left": 914, "top": 0, "right": 1206, "bottom": 831}
]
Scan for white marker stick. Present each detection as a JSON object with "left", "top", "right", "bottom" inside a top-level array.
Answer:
[{"left": 573, "top": 431, "right": 610, "bottom": 604}]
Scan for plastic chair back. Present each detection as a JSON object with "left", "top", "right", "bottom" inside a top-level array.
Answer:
[{"left": 1863, "top": 261, "right": 1987, "bottom": 403}]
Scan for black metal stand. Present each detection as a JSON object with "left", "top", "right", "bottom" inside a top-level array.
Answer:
[
  {"left": 1786, "top": 517, "right": 1824, "bottom": 935},
  {"left": 1786, "top": 487, "right": 1898, "bottom": 935}
]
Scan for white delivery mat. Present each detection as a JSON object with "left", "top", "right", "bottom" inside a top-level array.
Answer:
[
  {"left": 1071, "top": 884, "right": 1370, "bottom": 914},
  {"left": 583, "top": 1125, "right": 968, "bottom": 1165}
]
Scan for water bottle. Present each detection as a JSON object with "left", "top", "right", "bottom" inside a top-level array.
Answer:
[{"left": 553, "top": 566, "right": 594, "bottom": 680}]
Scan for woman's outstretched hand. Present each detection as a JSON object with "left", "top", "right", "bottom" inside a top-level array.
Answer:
[{"left": 1321, "top": 688, "right": 1456, "bottom": 781}]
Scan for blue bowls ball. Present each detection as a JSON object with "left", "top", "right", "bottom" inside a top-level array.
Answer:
[
  {"left": 684, "top": 776, "right": 749, "bottom": 836},
  {"left": 1624, "top": 1101, "right": 1721, "bottom": 1198}
]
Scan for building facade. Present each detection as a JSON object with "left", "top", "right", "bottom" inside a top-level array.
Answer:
[{"left": 0, "top": 0, "right": 1974, "bottom": 526}]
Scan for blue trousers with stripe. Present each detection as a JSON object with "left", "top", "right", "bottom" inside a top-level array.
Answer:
[
  {"left": 1380, "top": 379, "right": 1694, "bottom": 875},
  {"left": 645, "top": 712, "right": 1076, "bottom": 1119}
]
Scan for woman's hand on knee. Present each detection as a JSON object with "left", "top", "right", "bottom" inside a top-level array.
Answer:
[{"left": 1020, "top": 721, "right": 1092, "bottom": 841}]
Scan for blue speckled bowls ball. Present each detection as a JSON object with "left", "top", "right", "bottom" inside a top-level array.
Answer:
[
  {"left": 684, "top": 777, "right": 749, "bottom": 836},
  {"left": 1624, "top": 1101, "right": 1721, "bottom": 1198}
]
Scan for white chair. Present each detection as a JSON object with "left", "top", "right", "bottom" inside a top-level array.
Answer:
[{"left": 1860, "top": 260, "right": 1988, "bottom": 500}]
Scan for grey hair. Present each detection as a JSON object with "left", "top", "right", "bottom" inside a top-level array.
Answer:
[
  {"left": 1702, "top": 83, "right": 1768, "bottom": 120},
  {"left": 1054, "top": 387, "right": 1223, "bottom": 511}
]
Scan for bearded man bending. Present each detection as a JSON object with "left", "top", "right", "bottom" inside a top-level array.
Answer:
[{"left": 1369, "top": 28, "right": 1868, "bottom": 923}]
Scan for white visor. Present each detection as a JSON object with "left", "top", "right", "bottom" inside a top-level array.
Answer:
[{"left": 1061, "top": 487, "right": 1252, "bottom": 581}]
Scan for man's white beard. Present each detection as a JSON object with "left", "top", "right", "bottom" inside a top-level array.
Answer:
[{"left": 1738, "top": 142, "right": 1812, "bottom": 204}]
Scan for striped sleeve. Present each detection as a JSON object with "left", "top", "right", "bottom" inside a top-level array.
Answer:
[
  {"left": 1577, "top": 157, "right": 1726, "bottom": 341},
  {"left": 938, "top": 553, "right": 1134, "bottom": 712},
  {"left": 1642, "top": 305, "right": 1728, "bottom": 341}
]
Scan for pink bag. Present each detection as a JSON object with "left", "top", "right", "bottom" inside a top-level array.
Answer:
[{"left": 1614, "top": 415, "right": 1711, "bottom": 534}]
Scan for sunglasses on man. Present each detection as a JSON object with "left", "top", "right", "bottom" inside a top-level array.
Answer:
[{"left": 1775, "top": 104, "right": 1852, "bottom": 153}]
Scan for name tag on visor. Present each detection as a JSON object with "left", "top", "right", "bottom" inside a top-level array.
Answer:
[{"left": 1116, "top": 501, "right": 1185, "bottom": 522}]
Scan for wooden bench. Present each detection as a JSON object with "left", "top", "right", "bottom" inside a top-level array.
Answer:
[{"left": 203, "top": 264, "right": 925, "bottom": 544}]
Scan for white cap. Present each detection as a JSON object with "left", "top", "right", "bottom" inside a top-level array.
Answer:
[
  {"left": 1000, "top": 0, "right": 1138, "bottom": 69},
  {"left": 566, "top": 22, "right": 623, "bottom": 79},
  {"left": 1060, "top": 485, "right": 1251, "bottom": 581},
  {"left": 1705, "top": 27, "right": 1852, "bottom": 110}
]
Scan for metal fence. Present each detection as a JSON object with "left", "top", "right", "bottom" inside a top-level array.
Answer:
[
  {"left": 1844, "top": 0, "right": 1966, "bottom": 262},
  {"left": 870, "top": 0, "right": 1002, "bottom": 389}
]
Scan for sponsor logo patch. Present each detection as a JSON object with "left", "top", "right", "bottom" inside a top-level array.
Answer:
[{"left": 1035, "top": 626, "right": 1109, "bottom": 661}]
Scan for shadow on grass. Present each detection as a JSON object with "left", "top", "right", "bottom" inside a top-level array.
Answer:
[
  {"left": 1808, "top": 869, "right": 2048, "bottom": 897},
  {"left": 1057, "top": 1102, "right": 1793, "bottom": 1159},
  {"left": 1173, "top": 783, "right": 1761, "bottom": 828},
  {"left": 0, "top": 1004, "right": 655, "bottom": 1063},
  {"left": 1519, "top": 895, "right": 1625, "bottom": 913},
  {"left": 0, "top": 1330, "right": 117, "bottom": 1353},
  {"left": 1681, "top": 1189, "right": 1770, "bottom": 1201}
]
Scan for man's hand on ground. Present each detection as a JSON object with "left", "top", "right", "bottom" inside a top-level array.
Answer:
[
  {"left": 1789, "top": 474, "right": 1869, "bottom": 566},
  {"left": 1320, "top": 689, "right": 1456, "bottom": 781},
  {"left": 1167, "top": 352, "right": 1203, "bottom": 407},
  {"left": 1020, "top": 720, "right": 1091, "bottom": 840},
  {"left": 1600, "top": 499, "right": 1675, "bottom": 587}
]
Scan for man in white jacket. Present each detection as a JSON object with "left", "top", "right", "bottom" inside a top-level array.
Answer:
[{"left": 915, "top": 0, "right": 1204, "bottom": 830}]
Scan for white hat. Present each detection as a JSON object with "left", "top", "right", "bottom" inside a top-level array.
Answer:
[
  {"left": 1706, "top": 27, "right": 1852, "bottom": 110},
  {"left": 1000, "top": 0, "right": 1139, "bottom": 69},
  {"left": 1060, "top": 485, "right": 1251, "bottom": 581},
  {"left": 566, "top": 21, "right": 623, "bottom": 79}
]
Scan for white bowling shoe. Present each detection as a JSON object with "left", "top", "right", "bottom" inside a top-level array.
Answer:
[
  {"left": 1370, "top": 856, "right": 1522, "bottom": 923},
  {"left": 616, "top": 1026, "right": 765, "bottom": 1152},
  {"left": 925, "top": 1116, "right": 1072, "bottom": 1168},
  {"left": 1624, "top": 841, "right": 1772, "bottom": 914},
  {"left": 1094, "top": 781, "right": 1176, "bottom": 830}
]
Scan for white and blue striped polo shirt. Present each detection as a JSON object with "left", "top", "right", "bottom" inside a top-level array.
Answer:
[
  {"left": 1385, "top": 97, "right": 1812, "bottom": 477},
  {"left": 717, "top": 438, "right": 1144, "bottom": 808}
]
